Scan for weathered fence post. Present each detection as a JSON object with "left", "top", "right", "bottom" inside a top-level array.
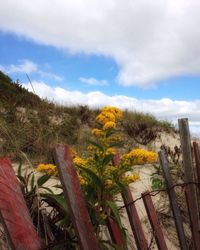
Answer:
[
  {"left": 159, "top": 150, "right": 188, "bottom": 250},
  {"left": 178, "top": 118, "right": 200, "bottom": 249},
  {"left": 142, "top": 191, "right": 168, "bottom": 250},
  {"left": 121, "top": 187, "right": 148, "bottom": 250},
  {"left": 0, "top": 158, "right": 42, "bottom": 250},
  {"left": 53, "top": 144, "right": 99, "bottom": 250},
  {"left": 106, "top": 208, "right": 125, "bottom": 249},
  {"left": 109, "top": 153, "right": 130, "bottom": 249}
]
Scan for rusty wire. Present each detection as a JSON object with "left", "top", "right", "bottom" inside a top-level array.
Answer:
[{"left": 118, "top": 181, "right": 200, "bottom": 210}]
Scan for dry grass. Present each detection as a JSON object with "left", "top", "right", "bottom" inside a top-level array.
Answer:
[{"left": 0, "top": 71, "right": 175, "bottom": 162}]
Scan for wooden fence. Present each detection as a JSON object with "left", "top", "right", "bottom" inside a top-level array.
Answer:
[{"left": 0, "top": 118, "right": 200, "bottom": 250}]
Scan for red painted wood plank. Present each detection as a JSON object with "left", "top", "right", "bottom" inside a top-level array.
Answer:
[
  {"left": 142, "top": 191, "right": 168, "bottom": 250},
  {"left": 109, "top": 153, "right": 128, "bottom": 249},
  {"left": 122, "top": 187, "right": 148, "bottom": 250},
  {"left": 113, "top": 153, "right": 147, "bottom": 249},
  {"left": 53, "top": 144, "right": 99, "bottom": 250},
  {"left": 0, "top": 158, "right": 42, "bottom": 250},
  {"left": 106, "top": 208, "right": 125, "bottom": 249}
]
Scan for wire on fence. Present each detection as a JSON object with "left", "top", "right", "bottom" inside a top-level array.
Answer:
[{"left": 118, "top": 181, "right": 200, "bottom": 211}]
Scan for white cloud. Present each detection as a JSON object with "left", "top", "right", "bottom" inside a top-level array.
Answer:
[
  {"left": 1, "top": 60, "right": 63, "bottom": 81},
  {"left": 1, "top": 1, "right": 200, "bottom": 87},
  {"left": 79, "top": 77, "right": 108, "bottom": 86},
  {"left": 6, "top": 60, "right": 38, "bottom": 74},
  {"left": 38, "top": 71, "right": 63, "bottom": 82},
  {"left": 22, "top": 81, "right": 200, "bottom": 135}
]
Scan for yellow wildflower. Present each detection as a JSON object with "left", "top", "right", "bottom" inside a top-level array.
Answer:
[
  {"left": 96, "top": 111, "right": 116, "bottom": 124},
  {"left": 87, "top": 145, "right": 95, "bottom": 151},
  {"left": 78, "top": 173, "right": 87, "bottom": 185},
  {"left": 107, "top": 134, "right": 122, "bottom": 144},
  {"left": 102, "top": 106, "right": 123, "bottom": 120},
  {"left": 103, "top": 121, "right": 116, "bottom": 130},
  {"left": 104, "top": 165, "right": 117, "bottom": 175},
  {"left": 122, "top": 149, "right": 157, "bottom": 165},
  {"left": 73, "top": 156, "right": 87, "bottom": 167},
  {"left": 91, "top": 128, "right": 104, "bottom": 137},
  {"left": 35, "top": 163, "right": 57, "bottom": 175},
  {"left": 122, "top": 173, "right": 140, "bottom": 184},
  {"left": 70, "top": 148, "right": 78, "bottom": 158},
  {"left": 106, "top": 147, "right": 117, "bottom": 155},
  {"left": 105, "top": 179, "right": 113, "bottom": 188}
]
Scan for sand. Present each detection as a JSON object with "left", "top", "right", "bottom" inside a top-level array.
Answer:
[{"left": 9, "top": 131, "right": 193, "bottom": 249}]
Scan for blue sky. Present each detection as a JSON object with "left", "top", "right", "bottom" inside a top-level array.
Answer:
[{"left": 0, "top": 0, "right": 200, "bottom": 135}]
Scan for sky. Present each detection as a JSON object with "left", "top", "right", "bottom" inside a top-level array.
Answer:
[{"left": 0, "top": 0, "right": 200, "bottom": 135}]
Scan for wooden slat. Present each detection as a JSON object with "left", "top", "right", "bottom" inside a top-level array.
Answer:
[
  {"left": 122, "top": 187, "right": 148, "bottom": 250},
  {"left": 0, "top": 158, "right": 42, "bottom": 250},
  {"left": 159, "top": 150, "right": 188, "bottom": 250},
  {"left": 113, "top": 153, "right": 148, "bottom": 249},
  {"left": 178, "top": 119, "right": 200, "bottom": 249},
  {"left": 142, "top": 191, "right": 168, "bottom": 250},
  {"left": 108, "top": 153, "right": 128, "bottom": 249},
  {"left": 53, "top": 144, "right": 99, "bottom": 250},
  {"left": 106, "top": 208, "right": 125, "bottom": 249},
  {"left": 193, "top": 141, "right": 200, "bottom": 189}
]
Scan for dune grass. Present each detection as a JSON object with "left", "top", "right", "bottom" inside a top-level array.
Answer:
[{"left": 0, "top": 71, "right": 175, "bottom": 162}]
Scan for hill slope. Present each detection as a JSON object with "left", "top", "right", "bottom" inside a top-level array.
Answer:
[{"left": 0, "top": 71, "right": 175, "bottom": 162}]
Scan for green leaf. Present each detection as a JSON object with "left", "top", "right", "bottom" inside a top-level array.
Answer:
[
  {"left": 79, "top": 167, "right": 103, "bottom": 188},
  {"left": 109, "top": 141, "right": 123, "bottom": 148},
  {"left": 88, "top": 140, "right": 104, "bottom": 151},
  {"left": 17, "top": 175, "right": 25, "bottom": 184},
  {"left": 116, "top": 181, "right": 127, "bottom": 193},
  {"left": 37, "top": 174, "right": 51, "bottom": 187},
  {"left": 17, "top": 161, "right": 22, "bottom": 177},
  {"left": 30, "top": 174, "right": 35, "bottom": 190},
  {"left": 41, "top": 193, "right": 68, "bottom": 211},
  {"left": 102, "top": 154, "right": 113, "bottom": 167},
  {"left": 106, "top": 201, "right": 122, "bottom": 229},
  {"left": 94, "top": 153, "right": 99, "bottom": 162},
  {"left": 105, "top": 130, "right": 115, "bottom": 138},
  {"left": 151, "top": 177, "right": 164, "bottom": 190}
]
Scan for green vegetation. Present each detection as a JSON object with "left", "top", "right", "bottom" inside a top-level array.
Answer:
[
  {"left": 0, "top": 71, "right": 175, "bottom": 162},
  {"left": 14, "top": 106, "right": 157, "bottom": 249}
]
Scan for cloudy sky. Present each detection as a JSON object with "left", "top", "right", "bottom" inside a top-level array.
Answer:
[{"left": 0, "top": 0, "right": 200, "bottom": 135}]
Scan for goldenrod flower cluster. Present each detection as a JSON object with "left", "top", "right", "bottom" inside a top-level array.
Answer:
[
  {"left": 122, "top": 173, "right": 140, "bottom": 184},
  {"left": 96, "top": 111, "right": 116, "bottom": 125},
  {"left": 105, "top": 179, "right": 113, "bottom": 187},
  {"left": 73, "top": 156, "right": 87, "bottom": 167},
  {"left": 102, "top": 106, "right": 123, "bottom": 120},
  {"left": 91, "top": 128, "right": 104, "bottom": 137},
  {"left": 96, "top": 106, "right": 123, "bottom": 125},
  {"left": 106, "top": 147, "right": 117, "bottom": 155},
  {"left": 103, "top": 121, "right": 116, "bottom": 130},
  {"left": 121, "top": 149, "right": 158, "bottom": 166},
  {"left": 104, "top": 165, "right": 117, "bottom": 176},
  {"left": 35, "top": 163, "right": 57, "bottom": 175},
  {"left": 70, "top": 107, "right": 157, "bottom": 194},
  {"left": 78, "top": 173, "right": 87, "bottom": 185}
]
